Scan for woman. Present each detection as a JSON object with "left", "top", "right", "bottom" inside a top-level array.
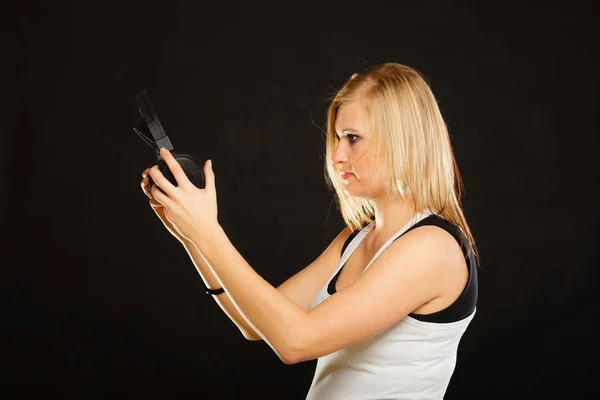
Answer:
[{"left": 140, "top": 63, "right": 479, "bottom": 399}]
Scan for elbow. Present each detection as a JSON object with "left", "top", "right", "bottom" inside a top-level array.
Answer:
[
  {"left": 282, "top": 316, "right": 318, "bottom": 364},
  {"left": 281, "top": 331, "right": 310, "bottom": 365},
  {"left": 283, "top": 344, "right": 316, "bottom": 365},
  {"left": 283, "top": 343, "right": 316, "bottom": 365},
  {"left": 267, "top": 340, "right": 303, "bottom": 365},
  {"left": 236, "top": 325, "right": 263, "bottom": 341},
  {"left": 242, "top": 330, "right": 263, "bottom": 341},
  {"left": 281, "top": 350, "right": 301, "bottom": 365}
]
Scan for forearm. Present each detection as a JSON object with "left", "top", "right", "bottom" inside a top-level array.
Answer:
[
  {"left": 191, "top": 224, "right": 308, "bottom": 364},
  {"left": 181, "top": 239, "right": 262, "bottom": 341}
]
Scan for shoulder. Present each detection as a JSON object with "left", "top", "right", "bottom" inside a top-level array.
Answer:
[
  {"left": 383, "top": 223, "right": 466, "bottom": 277},
  {"left": 404, "top": 223, "right": 462, "bottom": 252}
]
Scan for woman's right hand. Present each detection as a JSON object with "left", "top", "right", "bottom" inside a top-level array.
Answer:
[{"left": 140, "top": 167, "right": 188, "bottom": 245}]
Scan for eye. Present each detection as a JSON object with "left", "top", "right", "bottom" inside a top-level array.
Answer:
[{"left": 347, "top": 134, "right": 360, "bottom": 143}]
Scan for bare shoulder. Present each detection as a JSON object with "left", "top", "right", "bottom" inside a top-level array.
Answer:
[
  {"left": 403, "top": 224, "right": 463, "bottom": 253},
  {"left": 386, "top": 224, "right": 467, "bottom": 277}
]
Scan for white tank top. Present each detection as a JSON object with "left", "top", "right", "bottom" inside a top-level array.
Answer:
[{"left": 305, "top": 211, "right": 476, "bottom": 400}]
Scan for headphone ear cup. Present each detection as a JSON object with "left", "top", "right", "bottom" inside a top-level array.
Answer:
[
  {"left": 147, "top": 152, "right": 205, "bottom": 190},
  {"left": 174, "top": 152, "right": 205, "bottom": 189}
]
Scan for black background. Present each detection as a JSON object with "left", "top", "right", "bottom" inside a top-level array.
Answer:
[{"left": 3, "top": 1, "right": 598, "bottom": 398}]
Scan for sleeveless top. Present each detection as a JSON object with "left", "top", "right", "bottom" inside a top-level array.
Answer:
[{"left": 305, "top": 211, "right": 478, "bottom": 400}]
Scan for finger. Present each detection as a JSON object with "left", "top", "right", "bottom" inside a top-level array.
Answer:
[
  {"left": 149, "top": 198, "right": 162, "bottom": 208},
  {"left": 148, "top": 164, "right": 177, "bottom": 197},
  {"left": 140, "top": 168, "right": 154, "bottom": 198},
  {"left": 204, "top": 159, "right": 216, "bottom": 192},
  {"left": 159, "top": 148, "right": 192, "bottom": 188},
  {"left": 140, "top": 175, "right": 153, "bottom": 198},
  {"left": 150, "top": 182, "right": 176, "bottom": 209}
]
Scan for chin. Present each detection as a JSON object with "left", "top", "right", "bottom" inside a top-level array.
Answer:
[
  {"left": 343, "top": 183, "right": 384, "bottom": 200},
  {"left": 343, "top": 187, "right": 371, "bottom": 199}
]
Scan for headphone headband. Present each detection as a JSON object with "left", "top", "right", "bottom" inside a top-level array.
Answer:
[{"left": 133, "top": 89, "right": 173, "bottom": 160}]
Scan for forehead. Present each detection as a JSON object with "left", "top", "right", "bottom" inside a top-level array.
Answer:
[{"left": 334, "top": 97, "right": 369, "bottom": 133}]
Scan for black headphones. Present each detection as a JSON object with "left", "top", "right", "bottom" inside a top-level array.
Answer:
[{"left": 133, "top": 89, "right": 205, "bottom": 191}]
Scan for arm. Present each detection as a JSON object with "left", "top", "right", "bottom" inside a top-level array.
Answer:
[
  {"left": 142, "top": 166, "right": 262, "bottom": 341},
  {"left": 180, "top": 239, "right": 262, "bottom": 341},
  {"left": 191, "top": 225, "right": 309, "bottom": 364},
  {"left": 192, "top": 224, "right": 464, "bottom": 365},
  {"left": 184, "top": 227, "right": 352, "bottom": 341}
]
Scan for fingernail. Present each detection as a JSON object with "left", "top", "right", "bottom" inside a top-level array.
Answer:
[
  {"left": 142, "top": 172, "right": 147, "bottom": 178},
  {"left": 209, "top": 160, "right": 213, "bottom": 169}
]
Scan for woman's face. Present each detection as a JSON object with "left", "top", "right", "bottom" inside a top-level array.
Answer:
[{"left": 331, "top": 97, "right": 384, "bottom": 199}]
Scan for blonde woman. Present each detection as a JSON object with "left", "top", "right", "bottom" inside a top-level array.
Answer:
[{"left": 140, "top": 63, "right": 479, "bottom": 399}]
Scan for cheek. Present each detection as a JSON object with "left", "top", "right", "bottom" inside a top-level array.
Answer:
[
  {"left": 359, "top": 157, "right": 385, "bottom": 186},
  {"left": 356, "top": 153, "right": 376, "bottom": 175}
]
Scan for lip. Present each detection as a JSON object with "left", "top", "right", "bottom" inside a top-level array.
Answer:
[{"left": 341, "top": 172, "right": 354, "bottom": 180}]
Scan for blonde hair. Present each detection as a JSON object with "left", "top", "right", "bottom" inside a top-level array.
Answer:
[{"left": 324, "top": 63, "right": 479, "bottom": 266}]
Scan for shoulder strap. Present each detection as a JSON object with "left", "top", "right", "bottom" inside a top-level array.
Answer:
[
  {"left": 341, "top": 229, "right": 362, "bottom": 256},
  {"left": 340, "top": 217, "right": 374, "bottom": 256}
]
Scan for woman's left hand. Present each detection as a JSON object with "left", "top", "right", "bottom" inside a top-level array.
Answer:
[{"left": 149, "top": 148, "right": 218, "bottom": 242}]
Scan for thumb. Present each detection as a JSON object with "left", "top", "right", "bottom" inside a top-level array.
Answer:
[{"left": 204, "top": 159, "right": 216, "bottom": 191}]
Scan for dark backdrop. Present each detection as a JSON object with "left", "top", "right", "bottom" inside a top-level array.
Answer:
[{"left": 3, "top": 1, "right": 598, "bottom": 398}]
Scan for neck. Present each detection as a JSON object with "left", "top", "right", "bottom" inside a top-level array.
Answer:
[{"left": 371, "top": 195, "right": 417, "bottom": 237}]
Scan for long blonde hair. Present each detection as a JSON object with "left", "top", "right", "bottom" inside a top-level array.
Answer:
[{"left": 324, "top": 63, "right": 479, "bottom": 266}]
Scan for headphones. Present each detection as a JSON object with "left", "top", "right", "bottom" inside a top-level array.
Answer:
[{"left": 133, "top": 89, "right": 205, "bottom": 191}]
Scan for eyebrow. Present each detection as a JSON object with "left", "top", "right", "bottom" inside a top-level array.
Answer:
[{"left": 335, "top": 128, "right": 361, "bottom": 137}]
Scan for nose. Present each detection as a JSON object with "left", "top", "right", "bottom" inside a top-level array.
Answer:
[{"left": 331, "top": 141, "right": 349, "bottom": 166}]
